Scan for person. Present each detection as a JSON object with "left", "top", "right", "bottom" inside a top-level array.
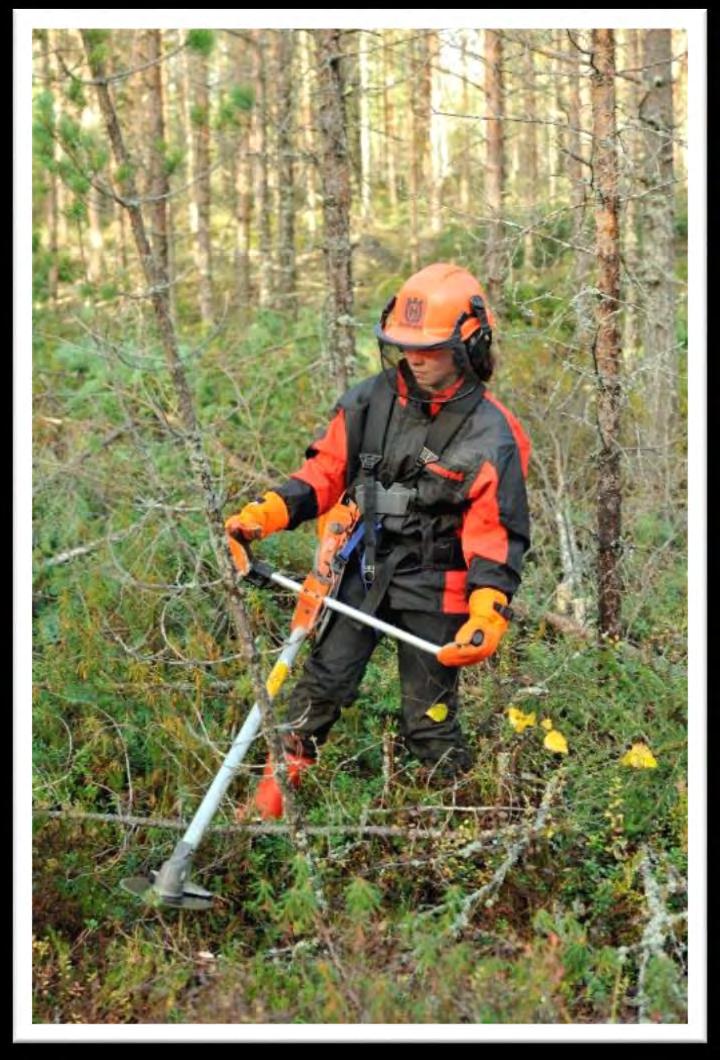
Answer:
[{"left": 226, "top": 262, "right": 531, "bottom": 818}]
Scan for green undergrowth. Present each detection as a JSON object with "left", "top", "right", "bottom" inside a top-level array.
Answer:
[{"left": 31, "top": 261, "right": 688, "bottom": 1024}]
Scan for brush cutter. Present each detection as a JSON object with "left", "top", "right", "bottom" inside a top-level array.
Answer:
[{"left": 120, "top": 504, "right": 445, "bottom": 911}]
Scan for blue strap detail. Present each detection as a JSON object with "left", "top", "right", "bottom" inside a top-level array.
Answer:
[{"left": 339, "top": 520, "right": 366, "bottom": 562}]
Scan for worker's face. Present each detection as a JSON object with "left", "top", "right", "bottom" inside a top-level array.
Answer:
[{"left": 403, "top": 346, "right": 460, "bottom": 392}]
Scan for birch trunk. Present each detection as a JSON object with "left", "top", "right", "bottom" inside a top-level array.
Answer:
[
  {"left": 591, "top": 28, "right": 623, "bottom": 639},
  {"left": 639, "top": 29, "right": 676, "bottom": 458}
]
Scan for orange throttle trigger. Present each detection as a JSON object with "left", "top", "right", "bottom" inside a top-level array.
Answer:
[{"left": 228, "top": 535, "right": 252, "bottom": 577}]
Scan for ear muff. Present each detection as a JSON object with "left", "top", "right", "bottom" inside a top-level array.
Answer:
[
  {"left": 465, "top": 294, "right": 493, "bottom": 373},
  {"left": 379, "top": 295, "right": 396, "bottom": 333}
]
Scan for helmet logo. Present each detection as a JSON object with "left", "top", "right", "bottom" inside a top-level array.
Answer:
[{"left": 403, "top": 296, "right": 425, "bottom": 326}]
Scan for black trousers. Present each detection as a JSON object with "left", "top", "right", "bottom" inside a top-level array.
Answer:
[{"left": 281, "top": 557, "right": 472, "bottom": 773}]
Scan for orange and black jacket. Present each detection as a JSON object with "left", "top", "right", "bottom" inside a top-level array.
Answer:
[{"left": 273, "top": 371, "right": 531, "bottom": 614}]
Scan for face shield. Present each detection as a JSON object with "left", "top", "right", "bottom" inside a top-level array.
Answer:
[{"left": 375, "top": 327, "right": 479, "bottom": 406}]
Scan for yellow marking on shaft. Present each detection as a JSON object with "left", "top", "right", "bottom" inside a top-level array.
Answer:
[
  {"left": 426, "top": 702, "right": 449, "bottom": 723},
  {"left": 266, "top": 661, "right": 290, "bottom": 698}
]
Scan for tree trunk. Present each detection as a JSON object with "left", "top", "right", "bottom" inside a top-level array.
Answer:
[
  {"left": 639, "top": 29, "right": 676, "bottom": 459},
  {"left": 383, "top": 32, "right": 398, "bottom": 211},
  {"left": 428, "top": 31, "right": 445, "bottom": 234},
  {"left": 86, "top": 182, "right": 104, "bottom": 285},
  {"left": 143, "top": 31, "right": 170, "bottom": 302},
  {"left": 227, "top": 33, "right": 253, "bottom": 318},
  {"left": 565, "top": 29, "right": 594, "bottom": 354},
  {"left": 313, "top": 28, "right": 355, "bottom": 391},
  {"left": 256, "top": 30, "right": 273, "bottom": 307},
  {"left": 484, "top": 29, "right": 505, "bottom": 318},
  {"left": 40, "top": 30, "right": 59, "bottom": 302},
  {"left": 358, "top": 30, "right": 372, "bottom": 222},
  {"left": 458, "top": 30, "right": 471, "bottom": 213},
  {"left": 276, "top": 29, "right": 297, "bottom": 309},
  {"left": 408, "top": 33, "right": 421, "bottom": 271},
  {"left": 521, "top": 37, "right": 538, "bottom": 274},
  {"left": 619, "top": 29, "right": 642, "bottom": 362},
  {"left": 300, "top": 30, "right": 319, "bottom": 239},
  {"left": 591, "top": 28, "right": 623, "bottom": 639},
  {"left": 187, "top": 44, "right": 214, "bottom": 325}
]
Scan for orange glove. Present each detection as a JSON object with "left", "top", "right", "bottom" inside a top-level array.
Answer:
[
  {"left": 437, "top": 588, "right": 511, "bottom": 668},
  {"left": 225, "top": 491, "right": 289, "bottom": 542}
]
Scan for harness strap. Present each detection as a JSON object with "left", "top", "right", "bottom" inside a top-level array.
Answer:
[
  {"left": 416, "top": 382, "right": 486, "bottom": 469},
  {"left": 358, "top": 373, "right": 396, "bottom": 587}
]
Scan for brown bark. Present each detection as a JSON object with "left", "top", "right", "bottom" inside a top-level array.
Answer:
[
  {"left": 313, "top": 28, "right": 355, "bottom": 392},
  {"left": 639, "top": 29, "right": 676, "bottom": 456},
  {"left": 277, "top": 29, "right": 297, "bottom": 306},
  {"left": 484, "top": 29, "right": 505, "bottom": 316},
  {"left": 591, "top": 29, "right": 623, "bottom": 639}
]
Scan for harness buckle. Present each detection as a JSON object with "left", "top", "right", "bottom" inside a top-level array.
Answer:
[
  {"left": 359, "top": 452, "right": 382, "bottom": 472},
  {"left": 416, "top": 446, "right": 440, "bottom": 467}
]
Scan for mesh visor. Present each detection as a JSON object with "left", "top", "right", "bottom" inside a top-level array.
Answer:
[
  {"left": 377, "top": 341, "right": 478, "bottom": 405},
  {"left": 377, "top": 338, "right": 464, "bottom": 372}
]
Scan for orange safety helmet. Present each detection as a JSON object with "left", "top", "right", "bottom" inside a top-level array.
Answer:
[{"left": 375, "top": 260, "right": 492, "bottom": 364}]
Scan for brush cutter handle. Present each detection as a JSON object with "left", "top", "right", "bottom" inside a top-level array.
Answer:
[
  {"left": 262, "top": 568, "right": 442, "bottom": 658},
  {"left": 228, "top": 536, "right": 442, "bottom": 656}
]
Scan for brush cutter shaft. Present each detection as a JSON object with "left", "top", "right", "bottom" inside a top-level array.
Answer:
[
  {"left": 267, "top": 570, "right": 442, "bottom": 657},
  {"left": 182, "top": 626, "right": 307, "bottom": 850}
]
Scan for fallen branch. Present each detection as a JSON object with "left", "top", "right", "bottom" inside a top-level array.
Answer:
[
  {"left": 421, "top": 769, "right": 566, "bottom": 937},
  {"left": 40, "top": 527, "right": 137, "bottom": 569},
  {"left": 33, "top": 806, "right": 486, "bottom": 840},
  {"left": 635, "top": 846, "right": 688, "bottom": 1023},
  {"left": 32, "top": 805, "right": 530, "bottom": 839}
]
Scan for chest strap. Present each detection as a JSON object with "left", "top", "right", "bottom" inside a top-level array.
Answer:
[
  {"left": 415, "top": 381, "right": 486, "bottom": 469},
  {"left": 357, "top": 373, "right": 396, "bottom": 586}
]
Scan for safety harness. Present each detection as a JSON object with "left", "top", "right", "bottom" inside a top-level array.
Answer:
[{"left": 352, "top": 372, "right": 486, "bottom": 615}]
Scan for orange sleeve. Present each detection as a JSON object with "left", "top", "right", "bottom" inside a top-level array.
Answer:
[
  {"left": 461, "top": 461, "right": 509, "bottom": 568},
  {"left": 461, "top": 444, "right": 530, "bottom": 599},
  {"left": 287, "top": 408, "right": 348, "bottom": 517}
]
